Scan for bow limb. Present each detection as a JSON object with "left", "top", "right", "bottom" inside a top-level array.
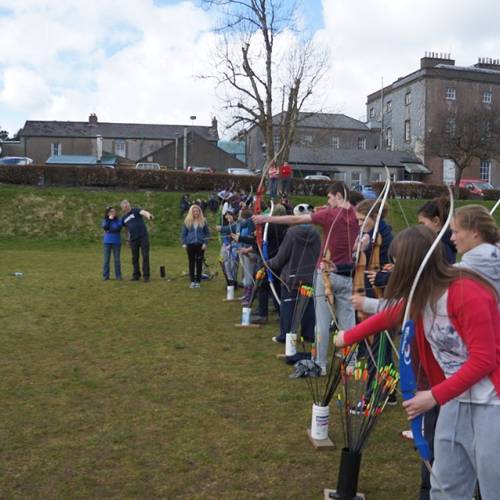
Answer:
[
  {"left": 399, "top": 185, "right": 454, "bottom": 498},
  {"left": 262, "top": 199, "right": 281, "bottom": 305},
  {"left": 490, "top": 197, "right": 500, "bottom": 215}
]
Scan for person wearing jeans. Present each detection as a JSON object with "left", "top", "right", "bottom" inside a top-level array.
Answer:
[
  {"left": 181, "top": 204, "right": 210, "bottom": 288},
  {"left": 101, "top": 206, "right": 123, "bottom": 280},
  {"left": 121, "top": 200, "right": 154, "bottom": 282},
  {"left": 253, "top": 182, "right": 359, "bottom": 373}
]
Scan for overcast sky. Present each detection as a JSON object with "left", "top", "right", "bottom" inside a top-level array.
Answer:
[{"left": 1, "top": 0, "right": 499, "bottom": 138}]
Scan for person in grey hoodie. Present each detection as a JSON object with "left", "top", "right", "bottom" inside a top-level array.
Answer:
[
  {"left": 451, "top": 204, "right": 500, "bottom": 298},
  {"left": 266, "top": 203, "right": 321, "bottom": 343}
]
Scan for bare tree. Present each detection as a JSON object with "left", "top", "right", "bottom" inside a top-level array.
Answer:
[
  {"left": 429, "top": 107, "right": 500, "bottom": 196},
  {"left": 200, "top": 0, "right": 329, "bottom": 165}
]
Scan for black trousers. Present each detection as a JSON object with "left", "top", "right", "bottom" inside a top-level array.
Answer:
[
  {"left": 277, "top": 285, "right": 315, "bottom": 343},
  {"left": 186, "top": 244, "right": 204, "bottom": 282},
  {"left": 130, "top": 236, "right": 150, "bottom": 279}
]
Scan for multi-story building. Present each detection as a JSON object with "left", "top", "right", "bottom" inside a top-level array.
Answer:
[
  {"left": 366, "top": 53, "right": 500, "bottom": 186},
  {"left": 245, "top": 113, "right": 380, "bottom": 171}
]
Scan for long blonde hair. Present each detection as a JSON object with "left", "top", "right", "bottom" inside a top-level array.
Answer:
[{"left": 184, "top": 204, "right": 207, "bottom": 229}]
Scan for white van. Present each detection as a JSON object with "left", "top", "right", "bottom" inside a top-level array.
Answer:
[{"left": 135, "top": 162, "right": 161, "bottom": 170}]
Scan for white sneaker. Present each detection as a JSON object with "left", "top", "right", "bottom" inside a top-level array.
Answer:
[
  {"left": 194, "top": 282, "right": 200, "bottom": 288},
  {"left": 190, "top": 282, "right": 196, "bottom": 288}
]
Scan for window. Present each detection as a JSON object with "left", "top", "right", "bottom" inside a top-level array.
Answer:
[
  {"left": 115, "top": 139, "right": 126, "bottom": 157},
  {"left": 51, "top": 143, "right": 61, "bottom": 156},
  {"left": 357, "top": 137, "right": 366, "bottom": 150},
  {"left": 443, "top": 159, "right": 456, "bottom": 185},
  {"left": 405, "top": 92, "right": 411, "bottom": 105},
  {"left": 334, "top": 171, "right": 346, "bottom": 182},
  {"left": 445, "top": 117, "right": 456, "bottom": 136},
  {"left": 301, "top": 134, "right": 313, "bottom": 146},
  {"left": 483, "top": 90, "right": 492, "bottom": 104},
  {"left": 273, "top": 135, "right": 280, "bottom": 152},
  {"left": 404, "top": 120, "right": 411, "bottom": 142},
  {"left": 369, "top": 107, "right": 375, "bottom": 119},
  {"left": 351, "top": 172, "right": 361, "bottom": 186},
  {"left": 445, "top": 87, "right": 456, "bottom": 100},
  {"left": 480, "top": 160, "right": 491, "bottom": 183},
  {"left": 332, "top": 136, "right": 340, "bottom": 149},
  {"left": 386, "top": 127, "right": 393, "bottom": 149},
  {"left": 389, "top": 173, "right": 397, "bottom": 182},
  {"left": 385, "top": 100, "right": 392, "bottom": 113}
]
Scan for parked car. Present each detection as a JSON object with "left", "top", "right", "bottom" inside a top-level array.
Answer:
[
  {"left": 304, "top": 175, "right": 330, "bottom": 181},
  {"left": 186, "top": 166, "right": 214, "bottom": 174},
  {"left": 0, "top": 156, "right": 34, "bottom": 165},
  {"left": 225, "top": 168, "right": 257, "bottom": 176},
  {"left": 135, "top": 162, "right": 160, "bottom": 170},
  {"left": 353, "top": 184, "right": 377, "bottom": 199},
  {"left": 459, "top": 179, "right": 494, "bottom": 198}
]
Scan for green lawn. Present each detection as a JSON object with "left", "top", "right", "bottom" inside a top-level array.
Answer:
[{"left": 0, "top": 185, "right": 498, "bottom": 499}]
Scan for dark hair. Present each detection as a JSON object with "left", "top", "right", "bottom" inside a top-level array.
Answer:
[
  {"left": 417, "top": 196, "right": 450, "bottom": 227},
  {"left": 328, "top": 181, "right": 350, "bottom": 199},
  {"left": 385, "top": 225, "right": 497, "bottom": 326},
  {"left": 240, "top": 208, "right": 253, "bottom": 220},
  {"left": 104, "top": 206, "right": 114, "bottom": 218},
  {"left": 349, "top": 191, "right": 365, "bottom": 206},
  {"left": 454, "top": 205, "right": 499, "bottom": 245}
]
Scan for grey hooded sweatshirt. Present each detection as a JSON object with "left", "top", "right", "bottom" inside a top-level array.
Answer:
[{"left": 455, "top": 243, "right": 500, "bottom": 299}]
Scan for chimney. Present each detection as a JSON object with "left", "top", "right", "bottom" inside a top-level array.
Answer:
[
  {"left": 421, "top": 52, "right": 455, "bottom": 69},
  {"left": 96, "top": 135, "right": 103, "bottom": 161},
  {"left": 89, "top": 113, "right": 98, "bottom": 125},
  {"left": 474, "top": 57, "right": 500, "bottom": 70},
  {"left": 211, "top": 116, "right": 218, "bottom": 136}
]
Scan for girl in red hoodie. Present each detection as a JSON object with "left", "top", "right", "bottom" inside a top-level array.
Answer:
[{"left": 336, "top": 225, "right": 500, "bottom": 500}]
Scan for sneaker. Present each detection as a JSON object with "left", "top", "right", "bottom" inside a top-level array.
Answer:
[
  {"left": 252, "top": 315, "right": 268, "bottom": 325},
  {"left": 194, "top": 282, "right": 200, "bottom": 288},
  {"left": 190, "top": 282, "right": 196, "bottom": 288},
  {"left": 272, "top": 336, "right": 285, "bottom": 344}
]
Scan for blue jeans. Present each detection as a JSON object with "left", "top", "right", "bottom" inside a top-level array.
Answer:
[
  {"left": 314, "top": 271, "right": 355, "bottom": 369},
  {"left": 103, "top": 243, "right": 122, "bottom": 279}
]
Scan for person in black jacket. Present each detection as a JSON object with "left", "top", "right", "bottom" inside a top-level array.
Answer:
[
  {"left": 266, "top": 203, "right": 321, "bottom": 343},
  {"left": 120, "top": 200, "right": 154, "bottom": 282}
]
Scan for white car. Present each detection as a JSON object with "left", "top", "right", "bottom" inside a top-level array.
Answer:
[
  {"left": 135, "top": 162, "right": 161, "bottom": 170},
  {"left": 304, "top": 174, "right": 330, "bottom": 181},
  {"left": 0, "top": 156, "right": 34, "bottom": 165},
  {"left": 225, "top": 168, "right": 257, "bottom": 176}
]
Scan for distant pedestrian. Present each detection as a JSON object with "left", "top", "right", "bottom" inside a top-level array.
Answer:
[
  {"left": 120, "top": 200, "right": 154, "bottom": 282},
  {"left": 181, "top": 204, "right": 210, "bottom": 288},
  {"left": 279, "top": 162, "right": 293, "bottom": 195},
  {"left": 268, "top": 162, "right": 279, "bottom": 198},
  {"left": 101, "top": 206, "right": 123, "bottom": 281}
]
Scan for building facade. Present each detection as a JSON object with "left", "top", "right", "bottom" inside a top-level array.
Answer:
[
  {"left": 18, "top": 114, "right": 219, "bottom": 165},
  {"left": 367, "top": 54, "right": 500, "bottom": 186},
  {"left": 245, "top": 113, "right": 381, "bottom": 171}
]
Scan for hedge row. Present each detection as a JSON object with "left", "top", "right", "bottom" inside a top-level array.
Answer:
[
  {"left": 372, "top": 181, "right": 500, "bottom": 200},
  {"left": 1, "top": 165, "right": 498, "bottom": 200},
  {"left": 0, "top": 164, "right": 331, "bottom": 195}
]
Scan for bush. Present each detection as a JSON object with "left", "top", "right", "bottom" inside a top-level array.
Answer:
[
  {"left": 0, "top": 165, "right": 328, "bottom": 195},
  {"left": 372, "top": 181, "right": 477, "bottom": 200}
]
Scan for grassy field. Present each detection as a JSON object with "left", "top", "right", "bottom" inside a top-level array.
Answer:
[{"left": 1, "top": 185, "right": 498, "bottom": 499}]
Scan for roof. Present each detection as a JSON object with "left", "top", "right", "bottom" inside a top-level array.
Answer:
[
  {"left": 22, "top": 120, "right": 219, "bottom": 142},
  {"left": 46, "top": 154, "right": 117, "bottom": 166},
  {"left": 288, "top": 146, "right": 427, "bottom": 169},
  {"left": 272, "top": 112, "right": 369, "bottom": 131}
]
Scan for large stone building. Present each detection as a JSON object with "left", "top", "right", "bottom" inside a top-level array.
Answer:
[
  {"left": 366, "top": 53, "right": 500, "bottom": 186},
  {"left": 245, "top": 113, "right": 381, "bottom": 170}
]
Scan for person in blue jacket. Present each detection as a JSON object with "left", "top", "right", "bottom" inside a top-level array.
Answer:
[
  {"left": 181, "top": 204, "right": 210, "bottom": 288},
  {"left": 101, "top": 206, "right": 123, "bottom": 280}
]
